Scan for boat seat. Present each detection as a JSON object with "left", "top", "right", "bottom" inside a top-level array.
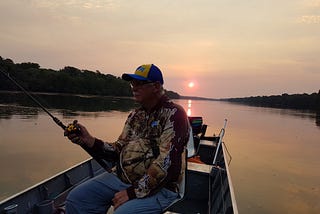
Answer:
[
  {"left": 188, "top": 117, "right": 207, "bottom": 156},
  {"left": 186, "top": 128, "right": 196, "bottom": 158}
]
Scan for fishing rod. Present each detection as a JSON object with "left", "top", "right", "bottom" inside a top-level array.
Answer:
[
  {"left": 0, "top": 68, "right": 66, "bottom": 129},
  {"left": 0, "top": 68, "right": 111, "bottom": 171}
]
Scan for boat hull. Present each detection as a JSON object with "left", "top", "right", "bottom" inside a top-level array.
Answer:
[{"left": 1, "top": 121, "right": 238, "bottom": 214}]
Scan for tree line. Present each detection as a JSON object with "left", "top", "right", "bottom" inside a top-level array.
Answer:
[
  {"left": 1, "top": 56, "right": 319, "bottom": 111},
  {"left": 0, "top": 56, "right": 180, "bottom": 99},
  {"left": 222, "top": 92, "right": 320, "bottom": 111}
]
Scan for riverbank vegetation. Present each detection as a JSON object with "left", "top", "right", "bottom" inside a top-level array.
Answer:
[
  {"left": 1, "top": 56, "right": 319, "bottom": 111},
  {"left": 0, "top": 56, "right": 180, "bottom": 99},
  {"left": 222, "top": 92, "right": 320, "bottom": 111}
]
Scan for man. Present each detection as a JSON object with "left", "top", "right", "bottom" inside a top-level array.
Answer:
[{"left": 65, "top": 64, "right": 190, "bottom": 214}]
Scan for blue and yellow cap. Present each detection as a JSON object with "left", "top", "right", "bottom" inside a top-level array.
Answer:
[{"left": 122, "top": 64, "right": 164, "bottom": 85}]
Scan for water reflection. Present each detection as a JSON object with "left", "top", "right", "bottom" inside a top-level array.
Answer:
[
  {"left": 0, "top": 97, "right": 319, "bottom": 213},
  {"left": 0, "top": 105, "right": 39, "bottom": 120},
  {"left": 316, "top": 111, "right": 320, "bottom": 127},
  {"left": 225, "top": 101, "right": 320, "bottom": 128},
  {"left": 187, "top": 100, "right": 192, "bottom": 116},
  {"left": 0, "top": 92, "right": 136, "bottom": 117}
]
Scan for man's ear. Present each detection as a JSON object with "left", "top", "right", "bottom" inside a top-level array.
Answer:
[{"left": 153, "top": 82, "right": 162, "bottom": 92}]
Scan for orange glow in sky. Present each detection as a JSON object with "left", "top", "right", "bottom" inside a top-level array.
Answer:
[{"left": 0, "top": 1, "right": 319, "bottom": 98}]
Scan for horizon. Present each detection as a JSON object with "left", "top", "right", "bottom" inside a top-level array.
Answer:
[
  {"left": 1, "top": 1, "right": 319, "bottom": 99},
  {"left": 1, "top": 55, "right": 319, "bottom": 100}
]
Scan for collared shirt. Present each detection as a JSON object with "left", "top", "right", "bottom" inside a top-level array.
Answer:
[{"left": 91, "top": 95, "right": 190, "bottom": 198}]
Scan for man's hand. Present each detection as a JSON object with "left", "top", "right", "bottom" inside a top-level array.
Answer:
[
  {"left": 112, "top": 190, "right": 129, "bottom": 210},
  {"left": 64, "top": 122, "right": 95, "bottom": 147}
]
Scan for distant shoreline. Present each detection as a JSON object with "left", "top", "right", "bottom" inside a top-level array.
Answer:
[
  {"left": 181, "top": 92, "right": 320, "bottom": 112},
  {"left": 2, "top": 90, "right": 319, "bottom": 112},
  {"left": 220, "top": 92, "right": 320, "bottom": 112}
]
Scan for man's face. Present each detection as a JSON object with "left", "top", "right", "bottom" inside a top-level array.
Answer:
[{"left": 130, "top": 80, "right": 156, "bottom": 103}]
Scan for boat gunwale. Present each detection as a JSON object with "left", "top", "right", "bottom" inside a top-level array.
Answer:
[
  {"left": 0, "top": 158, "right": 94, "bottom": 205},
  {"left": 222, "top": 143, "right": 239, "bottom": 214}
]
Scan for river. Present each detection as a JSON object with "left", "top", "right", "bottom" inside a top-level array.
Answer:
[{"left": 0, "top": 93, "right": 319, "bottom": 213}]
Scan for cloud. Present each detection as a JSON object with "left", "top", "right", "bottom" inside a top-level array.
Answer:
[
  {"left": 297, "top": 15, "right": 320, "bottom": 23},
  {"left": 295, "top": 1, "right": 320, "bottom": 24},
  {"left": 303, "top": 0, "right": 320, "bottom": 8},
  {"left": 30, "top": 0, "right": 118, "bottom": 10}
]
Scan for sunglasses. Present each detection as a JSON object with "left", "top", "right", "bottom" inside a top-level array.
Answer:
[{"left": 130, "top": 80, "right": 154, "bottom": 88}]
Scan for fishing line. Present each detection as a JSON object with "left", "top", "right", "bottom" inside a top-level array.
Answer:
[
  {"left": 0, "top": 68, "right": 66, "bottom": 129},
  {"left": 0, "top": 68, "right": 111, "bottom": 171}
]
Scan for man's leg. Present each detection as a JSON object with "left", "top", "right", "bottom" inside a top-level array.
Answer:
[
  {"left": 65, "top": 172, "right": 131, "bottom": 214},
  {"left": 114, "top": 188, "right": 178, "bottom": 214}
]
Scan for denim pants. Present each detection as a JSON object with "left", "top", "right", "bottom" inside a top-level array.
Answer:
[{"left": 65, "top": 172, "right": 178, "bottom": 214}]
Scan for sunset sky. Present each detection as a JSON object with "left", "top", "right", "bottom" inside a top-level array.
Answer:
[{"left": 1, "top": 0, "right": 319, "bottom": 98}]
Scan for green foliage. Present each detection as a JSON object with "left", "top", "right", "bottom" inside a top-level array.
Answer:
[
  {"left": 17, "top": 62, "right": 40, "bottom": 69},
  {"left": 0, "top": 57, "right": 133, "bottom": 97},
  {"left": 0, "top": 57, "right": 180, "bottom": 99},
  {"left": 223, "top": 92, "right": 320, "bottom": 111}
]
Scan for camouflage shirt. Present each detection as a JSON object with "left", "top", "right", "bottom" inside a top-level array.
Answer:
[{"left": 90, "top": 95, "right": 190, "bottom": 199}]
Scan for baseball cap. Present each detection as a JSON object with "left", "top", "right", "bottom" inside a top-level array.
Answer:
[{"left": 122, "top": 64, "right": 164, "bottom": 85}]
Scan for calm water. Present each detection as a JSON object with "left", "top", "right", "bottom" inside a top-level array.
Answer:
[{"left": 0, "top": 93, "right": 319, "bottom": 213}]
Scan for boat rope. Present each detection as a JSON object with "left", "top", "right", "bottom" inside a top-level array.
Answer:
[{"left": 223, "top": 141, "right": 232, "bottom": 166}]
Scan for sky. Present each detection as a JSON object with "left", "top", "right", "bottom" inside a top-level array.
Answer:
[{"left": 0, "top": 0, "right": 319, "bottom": 98}]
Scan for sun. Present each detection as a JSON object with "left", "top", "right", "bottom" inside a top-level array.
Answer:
[{"left": 188, "top": 82, "right": 195, "bottom": 88}]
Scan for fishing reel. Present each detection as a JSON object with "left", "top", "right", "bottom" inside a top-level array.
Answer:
[
  {"left": 64, "top": 120, "right": 81, "bottom": 137},
  {"left": 64, "top": 120, "right": 84, "bottom": 145}
]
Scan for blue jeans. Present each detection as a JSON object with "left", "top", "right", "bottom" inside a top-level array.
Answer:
[{"left": 65, "top": 172, "right": 178, "bottom": 214}]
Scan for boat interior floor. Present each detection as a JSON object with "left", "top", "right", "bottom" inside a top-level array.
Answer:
[{"left": 165, "top": 163, "right": 211, "bottom": 214}]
